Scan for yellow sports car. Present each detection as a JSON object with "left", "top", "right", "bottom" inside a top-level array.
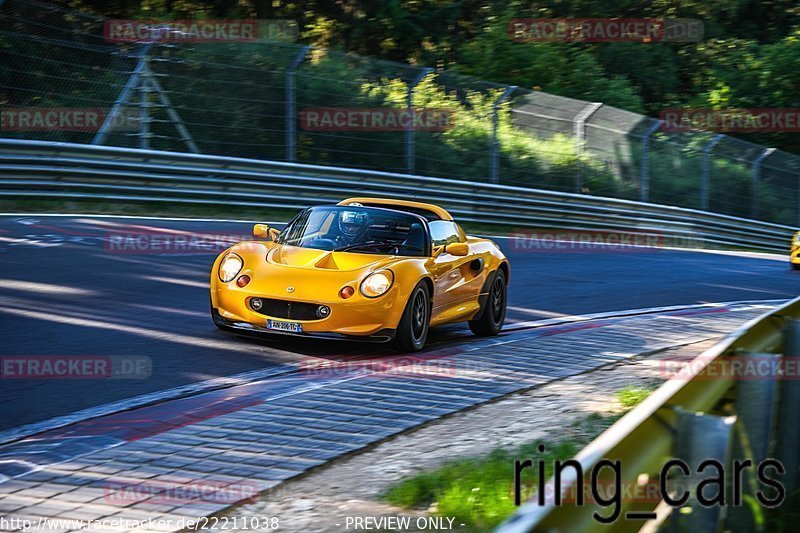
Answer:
[
  {"left": 792, "top": 231, "right": 800, "bottom": 270},
  {"left": 210, "top": 198, "right": 509, "bottom": 352}
]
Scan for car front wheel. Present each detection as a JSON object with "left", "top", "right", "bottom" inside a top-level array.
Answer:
[{"left": 393, "top": 282, "right": 430, "bottom": 353}]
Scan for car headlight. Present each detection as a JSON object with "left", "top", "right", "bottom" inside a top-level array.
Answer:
[
  {"left": 219, "top": 253, "right": 243, "bottom": 283},
  {"left": 794, "top": 234, "right": 800, "bottom": 246},
  {"left": 360, "top": 270, "right": 394, "bottom": 298}
]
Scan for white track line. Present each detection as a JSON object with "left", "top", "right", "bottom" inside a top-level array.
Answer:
[
  {"left": 0, "top": 214, "right": 789, "bottom": 444},
  {"left": 0, "top": 298, "right": 785, "bottom": 447},
  {"left": 505, "top": 299, "right": 786, "bottom": 331},
  {"left": 0, "top": 366, "right": 298, "bottom": 447}
]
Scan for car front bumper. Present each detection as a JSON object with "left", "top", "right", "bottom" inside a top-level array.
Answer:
[
  {"left": 211, "top": 307, "right": 395, "bottom": 342},
  {"left": 211, "top": 282, "right": 404, "bottom": 340}
]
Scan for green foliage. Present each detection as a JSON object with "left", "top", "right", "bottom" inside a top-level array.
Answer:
[
  {"left": 383, "top": 440, "right": 583, "bottom": 530},
  {"left": 6, "top": 0, "right": 800, "bottom": 224},
  {"left": 382, "top": 409, "right": 625, "bottom": 530},
  {"left": 616, "top": 386, "right": 653, "bottom": 409},
  {"left": 381, "top": 383, "right": 659, "bottom": 529},
  {"left": 48, "top": 0, "right": 800, "bottom": 153},
  {"left": 454, "top": 15, "right": 646, "bottom": 112}
]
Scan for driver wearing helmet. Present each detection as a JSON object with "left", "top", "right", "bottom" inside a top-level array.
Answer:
[{"left": 336, "top": 210, "right": 369, "bottom": 245}]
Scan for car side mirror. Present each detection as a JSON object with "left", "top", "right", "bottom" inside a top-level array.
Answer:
[
  {"left": 253, "top": 224, "right": 280, "bottom": 242},
  {"left": 431, "top": 243, "right": 469, "bottom": 258},
  {"left": 446, "top": 242, "right": 469, "bottom": 256}
]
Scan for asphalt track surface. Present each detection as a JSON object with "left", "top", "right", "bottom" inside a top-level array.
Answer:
[{"left": 1, "top": 215, "right": 799, "bottom": 432}]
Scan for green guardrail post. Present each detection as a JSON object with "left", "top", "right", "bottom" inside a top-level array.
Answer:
[
  {"left": 726, "top": 352, "right": 780, "bottom": 532},
  {"left": 669, "top": 409, "right": 735, "bottom": 532},
  {"left": 735, "top": 352, "right": 780, "bottom": 464},
  {"left": 776, "top": 321, "right": 800, "bottom": 500}
]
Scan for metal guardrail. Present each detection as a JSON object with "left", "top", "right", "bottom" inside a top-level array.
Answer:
[
  {"left": 0, "top": 139, "right": 795, "bottom": 253},
  {"left": 498, "top": 296, "right": 800, "bottom": 532}
]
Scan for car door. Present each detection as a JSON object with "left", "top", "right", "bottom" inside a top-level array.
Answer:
[{"left": 428, "top": 221, "right": 484, "bottom": 322}]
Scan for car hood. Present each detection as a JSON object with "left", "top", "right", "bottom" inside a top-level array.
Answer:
[
  {"left": 268, "top": 244, "right": 393, "bottom": 271},
  {"left": 220, "top": 242, "right": 426, "bottom": 303},
  {"left": 231, "top": 242, "right": 395, "bottom": 273}
]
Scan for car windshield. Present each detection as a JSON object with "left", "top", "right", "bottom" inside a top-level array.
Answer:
[{"left": 276, "top": 206, "right": 428, "bottom": 257}]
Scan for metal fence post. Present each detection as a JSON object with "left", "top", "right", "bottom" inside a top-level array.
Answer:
[
  {"left": 138, "top": 56, "right": 152, "bottom": 150},
  {"left": 146, "top": 76, "right": 200, "bottom": 153},
  {"left": 752, "top": 148, "right": 775, "bottom": 219},
  {"left": 639, "top": 120, "right": 663, "bottom": 202},
  {"left": 93, "top": 42, "right": 152, "bottom": 146},
  {"left": 489, "top": 86, "right": 516, "bottom": 184},
  {"left": 574, "top": 103, "right": 602, "bottom": 193},
  {"left": 700, "top": 134, "right": 724, "bottom": 211},
  {"left": 285, "top": 45, "right": 310, "bottom": 162},
  {"left": 406, "top": 68, "right": 431, "bottom": 175}
]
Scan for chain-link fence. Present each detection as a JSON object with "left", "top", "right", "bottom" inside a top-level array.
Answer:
[{"left": 2, "top": 0, "right": 800, "bottom": 226}]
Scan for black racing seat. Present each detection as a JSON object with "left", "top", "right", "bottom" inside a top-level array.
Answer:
[{"left": 403, "top": 222, "right": 425, "bottom": 254}]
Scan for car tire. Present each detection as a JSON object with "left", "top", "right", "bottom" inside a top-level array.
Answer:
[
  {"left": 792, "top": 263, "right": 800, "bottom": 271},
  {"left": 393, "top": 282, "right": 430, "bottom": 353},
  {"left": 469, "top": 269, "right": 507, "bottom": 337}
]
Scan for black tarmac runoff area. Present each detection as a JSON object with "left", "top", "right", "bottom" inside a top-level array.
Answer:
[{"left": 0, "top": 215, "right": 798, "bottom": 432}]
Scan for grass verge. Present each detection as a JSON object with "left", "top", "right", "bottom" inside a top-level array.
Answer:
[{"left": 381, "top": 386, "right": 654, "bottom": 531}]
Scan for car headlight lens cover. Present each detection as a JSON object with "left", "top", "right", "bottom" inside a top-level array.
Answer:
[
  {"left": 360, "top": 270, "right": 394, "bottom": 298},
  {"left": 219, "top": 253, "right": 243, "bottom": 283}
]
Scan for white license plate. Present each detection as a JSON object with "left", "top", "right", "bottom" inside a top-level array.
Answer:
[{"left": 266, "top": 319, "right": 303, "bottom": 333}]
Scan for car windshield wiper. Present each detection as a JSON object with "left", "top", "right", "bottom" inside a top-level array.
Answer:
[{"left": 333, "top": 240, "right": 396, "bottom": 252}]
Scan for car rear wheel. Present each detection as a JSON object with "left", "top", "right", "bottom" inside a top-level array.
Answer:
[
  {"left": 469, "top": 269, "right": 506, "bottom": 337},
  {"left": 393, "top": 282, "right": 430, "bottom": 353}
]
